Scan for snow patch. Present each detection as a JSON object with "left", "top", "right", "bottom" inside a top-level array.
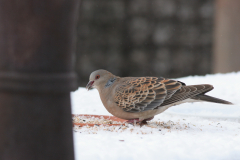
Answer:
[{"left": 71, "top": 72, "right": 240, "bottom": 160}]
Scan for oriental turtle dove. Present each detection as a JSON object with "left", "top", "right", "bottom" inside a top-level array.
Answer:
[{"left": 86, "top": 69, "right": 232, "bottom": 124}]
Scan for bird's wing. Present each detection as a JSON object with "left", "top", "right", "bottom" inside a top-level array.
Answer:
[
  {"left": 159, "top": 84, "right": 213, "bottom": 107},
  {"left": 114, "top": 77, "right": 182, "bottom": 113}
]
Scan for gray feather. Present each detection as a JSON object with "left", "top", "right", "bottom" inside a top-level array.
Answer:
[{"left": 191, "top": 94, "right": 233, "bottom": 105}]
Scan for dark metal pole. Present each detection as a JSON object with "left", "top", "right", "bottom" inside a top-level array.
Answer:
[{"left": 0, "top": 0, "right": 80, "bottom": 159}]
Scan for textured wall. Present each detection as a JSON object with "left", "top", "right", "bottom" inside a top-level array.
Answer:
[{"left": 76, "top": 0, "right": 214, "bottom": 86}]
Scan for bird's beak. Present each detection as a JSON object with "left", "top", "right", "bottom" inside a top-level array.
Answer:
[{"left": 86, "top": 81, "right": 94, "bottom": 90}]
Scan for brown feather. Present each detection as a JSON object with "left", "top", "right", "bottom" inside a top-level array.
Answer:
[
  {"left": 160, "top": 84, "right": 213, "bottom": 106},
  {"left": 114, "top": 77, "right": 183, "bottom": 113}
]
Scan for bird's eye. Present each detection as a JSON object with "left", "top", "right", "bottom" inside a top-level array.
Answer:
[{"left": 95, "top": 75, "right": 100, "bottom": 79}]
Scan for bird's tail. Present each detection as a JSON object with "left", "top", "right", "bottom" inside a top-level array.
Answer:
[{"left": 192, "top": 94, "right": 233, "bottom": 105}]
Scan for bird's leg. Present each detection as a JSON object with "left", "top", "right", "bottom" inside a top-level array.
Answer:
[
  {"left": 139, "top": 117, "right": 154, "bottom": 127},
  {"left": 144, "top": 117, "right": 154, "bottom": 121},
  {"left": 126, "top": 117, "right": 154, "bottom": 126}
]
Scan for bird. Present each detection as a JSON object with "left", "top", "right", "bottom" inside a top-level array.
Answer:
[{"left": 86, "top": 69, "right": 233, "bottom": 125}]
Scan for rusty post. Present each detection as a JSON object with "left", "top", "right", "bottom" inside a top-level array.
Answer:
[{"left": 0, "top": 0, "right": 80, "bottom": 160}]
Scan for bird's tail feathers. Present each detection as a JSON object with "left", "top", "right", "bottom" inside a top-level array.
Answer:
[{"left": 192, "top": 94, "right": 233, "bottom": 105}]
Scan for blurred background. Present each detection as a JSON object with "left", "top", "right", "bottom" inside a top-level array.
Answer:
[{"left": 75, "top": 0, "right": 240, "bottom": 86}]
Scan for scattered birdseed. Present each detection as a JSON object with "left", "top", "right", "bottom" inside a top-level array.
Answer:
[
  {"left": 73, "top": 117, "right": 196, "bottom": 134},
  {"left": 72, "top": 115, "right": 123, "bottom": 125}
]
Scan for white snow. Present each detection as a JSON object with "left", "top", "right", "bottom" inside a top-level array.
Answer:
[{"left": 71, "top": 72, "right": 240, "bottom": 160}]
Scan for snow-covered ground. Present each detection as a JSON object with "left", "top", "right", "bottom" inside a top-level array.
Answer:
[{"left": 71, "top": 72, "right": 240, "bottom": 160}]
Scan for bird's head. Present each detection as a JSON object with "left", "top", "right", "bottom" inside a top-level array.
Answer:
[{"left": 86, "top": 69, "right": 115, "bottom": 90}]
